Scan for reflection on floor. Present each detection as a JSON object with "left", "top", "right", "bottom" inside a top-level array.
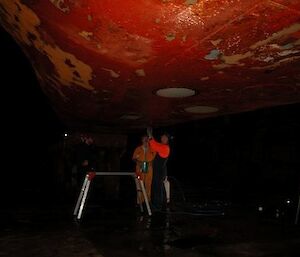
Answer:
[{"left": 0, "top": 204, "right": 299, "bottom": 257}]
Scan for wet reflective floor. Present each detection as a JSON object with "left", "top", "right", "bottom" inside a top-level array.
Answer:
[{"left": 1, "top": 203, "right": 300, "bottom": 257}]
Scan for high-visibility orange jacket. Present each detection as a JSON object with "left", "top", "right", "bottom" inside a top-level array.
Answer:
[{"left": 149, "top": 138, "right": 170, "bottom": 158}]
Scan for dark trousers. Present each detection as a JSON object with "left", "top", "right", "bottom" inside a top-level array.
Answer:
[{"left": 151, "top": 155, "right": 168, "bottom": 209}]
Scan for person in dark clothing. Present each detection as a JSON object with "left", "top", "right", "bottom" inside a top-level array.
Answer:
[{"left": 147, "top": 128, "right": 170, "bottom": 210}]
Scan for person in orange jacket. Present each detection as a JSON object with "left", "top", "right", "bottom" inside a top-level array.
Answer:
[
  {"left": 132, "top": 135, "right": 156, "bottom": 203},
  {"left": 147, "top": 128, "right": 171, "bottom": 210}
]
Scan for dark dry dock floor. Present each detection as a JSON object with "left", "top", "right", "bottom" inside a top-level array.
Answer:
[{"left": 0, "top": 204, "right": 300, "bottom": 257}]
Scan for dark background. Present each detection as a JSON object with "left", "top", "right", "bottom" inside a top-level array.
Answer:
[{"left": 1, "top": 26, "right": 300, "bottom": 208}]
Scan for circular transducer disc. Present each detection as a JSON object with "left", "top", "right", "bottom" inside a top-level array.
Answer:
[{"left": 155, "top": 87, "right": 196, "bottom": 98}]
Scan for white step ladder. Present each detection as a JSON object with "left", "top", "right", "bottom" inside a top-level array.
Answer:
[{"left": 73, "top": 171, "right": 152, "bottom": 220}]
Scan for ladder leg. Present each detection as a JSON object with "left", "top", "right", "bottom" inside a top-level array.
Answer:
[
  {"left": 136, "top": 178, "right": 144, "bottom": 213},
  {"left": 73, "top": 175, "right": 89, "bottom": 216},
  {"left": 77, "top": 179, "right": 91, "bottom": 220},
  {"left": 139, "top": 179, "right": 152, "bottom": 216}
]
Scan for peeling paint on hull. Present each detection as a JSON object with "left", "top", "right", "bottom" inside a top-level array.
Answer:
[
  {"left": 0, "top": 0, "right": 300, "bottom": 129},
  {"left": 0, "top": 1, "right": 94, "bottom": 91}
]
